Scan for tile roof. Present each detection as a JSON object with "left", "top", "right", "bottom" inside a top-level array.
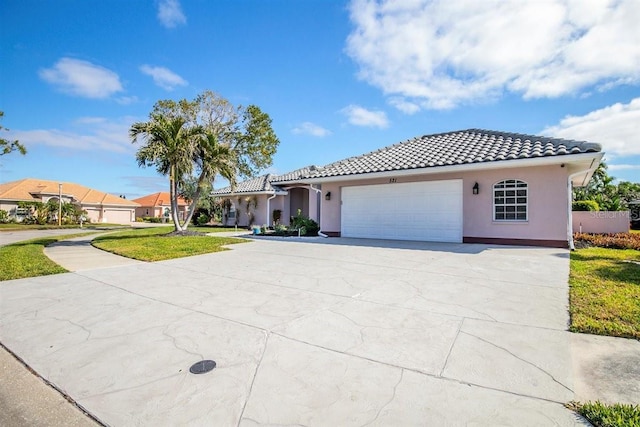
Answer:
[
  {"left": 303, "top": 129, "right": 602, "bottom": 179},
  {"left": 211, "top": 129, "right": 603, "bottom": 193},
  {"left": 0, "top": 178, "right": 139, "bottom": 206},
  {"left": 211, "top": 174, "right": 274, "bottom": 195},
  {"left": 132, "top": 192, "right": 188, "bottom": 207},
  {"left": 212, "top": 166, "right": 320, "bottom": 195}
]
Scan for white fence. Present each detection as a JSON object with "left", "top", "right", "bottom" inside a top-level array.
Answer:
[{"left": 572, "top": 211, "right": 630, "bottom": 234}]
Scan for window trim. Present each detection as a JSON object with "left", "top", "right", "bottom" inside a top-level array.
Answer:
[{"left": 493, "top": 179, "right": 528, "bottom": 222}]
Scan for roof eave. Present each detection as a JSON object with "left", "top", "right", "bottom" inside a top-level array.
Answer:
[
  {"left": 211, "top": 190, "right": 288, "bottom": 197},
  {"left": 294, "top": 152, "right": 604, "bottom": 184}
]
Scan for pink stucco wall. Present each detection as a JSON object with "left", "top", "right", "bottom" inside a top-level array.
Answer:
[
  {"left": 222, "top": 194, "right": 295, "bottom": 227},
  {"left": 572, "top": 211, "right": 630, "bottom": 234},
  {"left": 319, "top": 164, "right": 571, "bottom": 243}
]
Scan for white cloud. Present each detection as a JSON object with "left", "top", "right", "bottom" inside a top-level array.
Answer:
[
  {"left": 157, "top": 0, "right": 186, "bottom": 28},
  {"left": 140, "top": 65, "right": 188, "bottom": 91},
  {"left": 292, "top": 122, "right": 332, "bottom": 137},
  {"left": 39, "top": 57, "right": 123, "bottom": 99},
  {"left": 388, "top": 97, "right": 420, "bottom": 114},
  {"left": 8, "top": 116, "right": 138, "bottom": 154},
  {"left": 116, "top": 96, "right": 139, "bottom": 105},
  {"left": 541, "top": 97, "right": 640, "bottom": 156},
  {"left": 346, "top": 0, "right": 640, "bottom": 111},
  {"left": 340, "top": 104, "right": 389, "bottom": 128},
  {"left": 122, "top": 176, "right": 168, "bottom": 196},
  {"left": 609, "top": 164, "right": 640, "bottom": 171}
]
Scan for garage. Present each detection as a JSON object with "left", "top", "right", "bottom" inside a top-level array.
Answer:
[
  {"left": 102, "top": 209, "right": 133, "bottom": 224},
  {"left": 341, "top": 179, "right": 463, "bottom": 242}
]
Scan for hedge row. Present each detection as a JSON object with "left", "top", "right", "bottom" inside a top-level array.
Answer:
[{"left": 574, "top": 232, "right": 640, "bottom": 250}]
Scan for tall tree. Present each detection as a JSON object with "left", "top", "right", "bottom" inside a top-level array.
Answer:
[
  {"left": 0, "top": 111, "right": 27, "bottom": 156},
  {"left": 181, "top": 131, "right": 237, "bottom": 227},
  {"left": 132, "top": 90, "right": 279, "bottom": 232},
  {"left": 130, "top": 115, "right": 201, "bottom": 231}
]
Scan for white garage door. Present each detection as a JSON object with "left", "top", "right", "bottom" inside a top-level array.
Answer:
[
  {"left": 341, "top": 179, "right": 463, "bottom": 242},
  {"left": 103, "top": 209, "right": 133, "bottom": 224}
]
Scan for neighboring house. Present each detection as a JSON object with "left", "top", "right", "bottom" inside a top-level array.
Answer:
[
  {"left": 0, "top": 178, "right": 139, "bottom": 224},
  {"left": 132, "top": 192, "right": 189, "bottom": 221},
  {"left": 213, "top": 129, "right": 604, "bottom": 247}
]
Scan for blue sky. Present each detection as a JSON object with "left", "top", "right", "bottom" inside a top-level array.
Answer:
[{"left": 2, "top": 0, "right": 639, "bottom": 199}]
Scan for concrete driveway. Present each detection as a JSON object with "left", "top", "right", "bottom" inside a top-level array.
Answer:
[{"left": 0, "top": 237, "right": 588, "bottom": 425}]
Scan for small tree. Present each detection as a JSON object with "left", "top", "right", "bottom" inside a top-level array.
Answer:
[{"left": 0, "top": 111, "right": 27, "bottom": 157}]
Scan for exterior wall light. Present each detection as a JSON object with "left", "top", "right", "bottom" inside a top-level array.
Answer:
[
  {"left": 472, "top": 182, "right": 479, "bottom": 195},
  {"left": 325, "top": 191, "right": 331, "bottom": 201}
]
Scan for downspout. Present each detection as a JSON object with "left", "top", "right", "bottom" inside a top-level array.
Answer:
[
  {"left": 567, "top": 165, "right": 597, "bottom": 250},
  {"left": 309, "top": 184, "right": 328, "bottom": 238},
  {"left": 267, "top": 192, "right": 277, "bottom": 227}
]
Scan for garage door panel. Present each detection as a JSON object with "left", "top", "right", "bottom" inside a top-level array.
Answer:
[{"left": 341, "top": 180, "right": 462, "bottom": 242}]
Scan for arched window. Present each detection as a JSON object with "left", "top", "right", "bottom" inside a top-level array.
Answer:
[{"left": 493, "top": 180, "right": 527, "bottom": 221}]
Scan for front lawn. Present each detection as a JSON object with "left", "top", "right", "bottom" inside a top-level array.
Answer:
[
  {"left": 0, "top": 233, "right": 98, "bottom": 281},
  {"left": 0, "top": 223, "right": 129, "bottom": 231},
  {"left": 92, "top": 226, "right": 246, "bottom": 261},
  {"left": 569, "top": 246, "right": 640, "bottom": 339},
  {"left": 192, "top": 225, "right": 242, "bottom": 233}
]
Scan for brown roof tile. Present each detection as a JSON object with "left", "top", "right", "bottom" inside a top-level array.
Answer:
[
  {"left": 0, "top": 178, "right": 139, "bottom": 207},
  {"left": 132, "top": 192, "right": 188, "bottom": 207}
]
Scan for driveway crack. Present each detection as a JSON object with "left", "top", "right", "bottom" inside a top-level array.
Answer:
[
  {"left": 238, "top": 330, "right": 269, "bottom": 427},
  {"left": 439, "top": 318, "right": 464, "bottom": 376},
  {"left": 361, "top": 369, "right": 403, "bottom": 426},
  {"left": 459, "top": 330, "right": 574, "bottom": 394}
]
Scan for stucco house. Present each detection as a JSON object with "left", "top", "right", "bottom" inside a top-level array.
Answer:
[
  {"left": 132, "top": 192, "right": 189, "bottom": 221},
  {"left": 213, "top": 129, "right": 603, "bottom": 248},
  {"left": 0, "top": 178, "right": 138, "bottom": 224}
]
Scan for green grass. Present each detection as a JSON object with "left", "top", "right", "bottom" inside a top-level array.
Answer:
[
  {"left": 569, "top": 247, "right": 640, "bottom": 339},
  {"left": 92, "top": 226, "right": 246, "bottom": 261},
  {"left": 0, "top": 233, "right": 98, "bottom": 281},
  {"left": 192, "top": 225, "right": 242, "bottom": 232},
  {"left": 567, "top": 401, "right": 640, "bottom": 427},
  {"left": 0, "top": 223, "right": 129, "bottom": 231}
]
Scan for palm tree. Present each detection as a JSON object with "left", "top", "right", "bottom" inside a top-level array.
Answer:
[
  {"left": 130, "top": 114, "right": 201, "bottom": 232},
  {"left": 180, "top": 131, "right": 237, "bottom": 228}
]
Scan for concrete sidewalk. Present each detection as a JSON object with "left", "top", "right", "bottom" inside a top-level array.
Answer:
[{"left": 43, "top": 234, "right": 143, "bottom": 271}]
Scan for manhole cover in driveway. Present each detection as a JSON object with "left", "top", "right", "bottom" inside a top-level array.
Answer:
[{"left": 189, "top": 360, "right": 216, "bottom": 374}]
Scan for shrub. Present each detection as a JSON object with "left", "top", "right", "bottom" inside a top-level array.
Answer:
[
  {"left": 142, "top": 216, "right": 163, "bottom": 223},
  {"left": 0, "top": 209, "right": 9, "bottom": 223},
  {"left": 197, "top": 213, "right": 210, "bottom": 226},
  {"left": 573, "top": 200, "right": 600, "bottom": 211},
  {"left": 574, "top": 232, "right": 640, "bottom": 250},
  {"left": 290, "top": 210, "right": 319, "bottom": 236}
]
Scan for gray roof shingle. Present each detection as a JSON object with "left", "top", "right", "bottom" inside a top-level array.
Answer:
[
  {"left": 211, "top": 166, "right": 319, "bottom": 195},
  {"left": 303, "top": 129, "right": 602, "bottom": 179},
  {"left": 213, "top": 129, "right": 603, "bottom": 193},
  {"left": 211, "top": 174, "right": 274, "bottom": 195}
]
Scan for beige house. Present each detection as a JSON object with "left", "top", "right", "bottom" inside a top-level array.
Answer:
[
  {"left": 0, "top": 178, "right": 138, "bottom": 224},
  {"left": 132, "top": 192, "right": 189, "bottom": 221}
]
